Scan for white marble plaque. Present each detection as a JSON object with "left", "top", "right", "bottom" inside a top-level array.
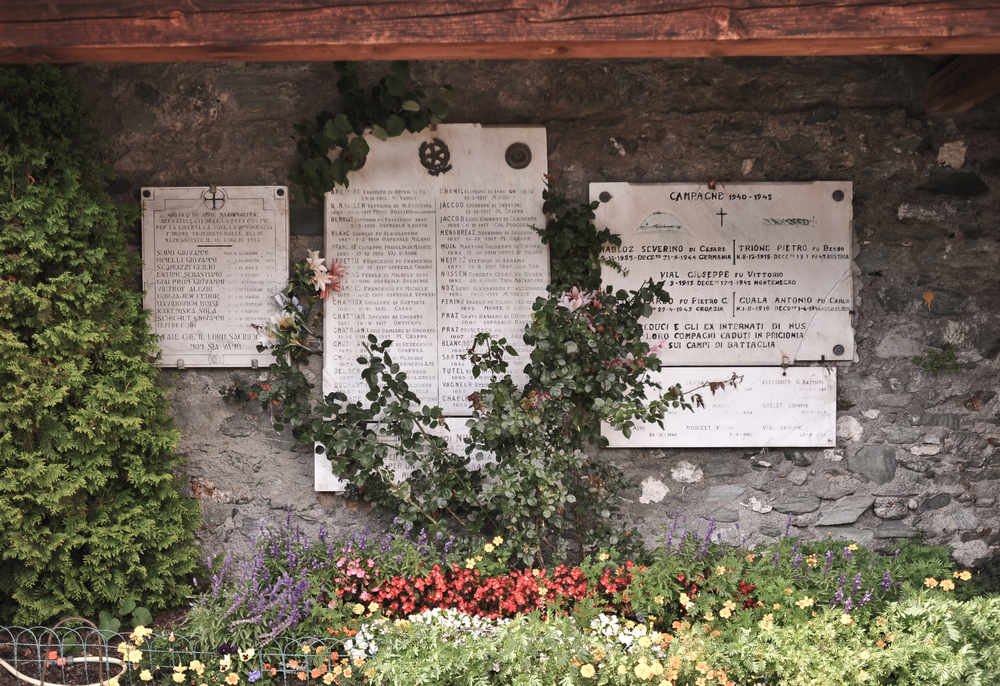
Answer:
[
  {"left": 324, "top": 124, "right": 549, "bottom": 415},
  {"left": 314, "top": 420, "right": 494, "bottom": 492},
  {"left": 142, "top": 186, "right": 289, "bottom": 367},
  {"left": 602, "top": 366, "right": 836, "bottom": 448},
  {"left": 594, "top": 182, "right": 854, "bottom": 365}
]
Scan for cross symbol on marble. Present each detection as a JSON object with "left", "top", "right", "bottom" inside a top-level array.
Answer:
[
  {"left": 203, "top": 188, "right": 225, "bottom": 210},
  {"left": 716, "top": 208, "right": 727, "bottom": 227}
]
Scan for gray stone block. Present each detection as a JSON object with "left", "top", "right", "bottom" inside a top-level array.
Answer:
[
  {"left": 849, "top": 445, "right": 897, "bottom": 484},
  {"left": 817, "top": 495, "right": 875, "bottom": 526}
]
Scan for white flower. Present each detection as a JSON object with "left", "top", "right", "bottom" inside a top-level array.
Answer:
[{"left": 305, "top": 250, "right": 327, "bottom": 274}]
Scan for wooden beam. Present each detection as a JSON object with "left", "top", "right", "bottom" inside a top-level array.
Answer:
[
  {"left": 3, "top": 1, "right": 1000, "bottom": 63},
  {"left": 926, "top": 55, "right": 1000, "bottom": 112}
]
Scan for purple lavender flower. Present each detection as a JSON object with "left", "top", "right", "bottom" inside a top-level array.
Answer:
[
  {"left": 665, "top": 513, "right": 680, "bottom": 549},
  {"left": 699, "top": 517, "right": 716, "bottom": 557},
  {"left": 248, "top": 671, "right": 261, "bottom": 683},
  {"left": 853, "top": 572, "right": 863, "bottom": 593},
  {"left": 881, "top": 569, "right": 894, "bottom": 591},
  {"left": 843, "top": 597, "right": 854, "bottom": 612},
  {"left": 791, "top": 551, "right": 803, "bottom": 570},
  {"left": 858, "top": 590, "right": 873, "bottom": 608},
  {"left": 824, "top": 550, "right": 834, "bottom": 575},
  {"left": 783, "top": 513, "right": 793, "bottom": 538},
  {"left": 843, "top": 546, "right": 854, "bottom": 563}
]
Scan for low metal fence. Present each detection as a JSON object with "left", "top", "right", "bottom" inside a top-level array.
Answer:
[{"left": 0, "top": 620, "right": 347, "bottom": 686}]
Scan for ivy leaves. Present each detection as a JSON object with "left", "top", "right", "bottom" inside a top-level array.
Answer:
[{"left": 292, "top": 62, "right": 449, "bottom": 204}]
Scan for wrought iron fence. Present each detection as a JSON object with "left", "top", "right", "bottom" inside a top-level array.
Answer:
[{"left": 0, "top": 620, "right": 348, "bottom": 686}]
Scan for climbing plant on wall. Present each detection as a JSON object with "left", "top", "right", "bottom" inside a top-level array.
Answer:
[{"left": 0, "top": 66, "right": 200, "bottom": 623}]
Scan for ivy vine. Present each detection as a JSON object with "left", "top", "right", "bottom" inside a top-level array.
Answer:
[{"left": 291, "top": 62, "right": 449, "bottom": 204}]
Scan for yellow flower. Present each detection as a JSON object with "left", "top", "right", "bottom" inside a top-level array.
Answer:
[
  {"left": 580, "top": 664, "right": 596, "bottom": 679},
  {"left": 618, "top": 664, "right": 628, "bottom": 675},
  {"left": 718, "top": 607, "right": 732, "bottom": 619},
  {"left": 172, "top": 673, "right": 186, "bottom": 683},
  {"left": 219, "top": 655, "right": 232, "bottom": 671},
  {"left": 638, "top": 635, "right": 653, "bottom": 648},
  {"left": 745, "top": 553, "right": 756, "bottom": 563},
  {"left": 131, "top": 626, "right": 154, "bottom": 642},
  {"left": 342, "top": 668, "right": 352, "bottom": 679},
  {"left": 924, "top": 577, "right": 939, "bottom": 588},
  {"left": 783, "top": 587, "right": 793, "bottom": 596},
  {"left": 957, "top": 570, "right": 972, "bottom": 581},
  {"left": 352, "top": 603, "right": 365, "bottom": 615},
  {"left": 939, "top": 579, "right": 955, "bottom": 591},
  {"left": 368, "top": 601, "right": 380, "bottom": 613},
  {"left": 805, "top": 554, "right": 819, "bottom": 568},
  {"left": 139, "top": 670, "right": 153, "bottom": 682},
  {"left": 492, "top": 536, "right": 504, "bottom": 546},
  {"left": 598, "top": 552, "right": 610, "bottom": 562},
  {"left": 772, "top": 603, "right": 782, "bottom": 610},
  {"left": 654, "top": 595, "right": 665, "bottom": 606},
  {"left": 322, "top": 675, "right": 335, "bottom": 685},
  {"left": 483, "top": 543, "right": 495, "bottom": 554},
  {"left": 107, "top": 678, "right": 120, "bottom": 686},
  {"left": 301, "top": 645, "right": 311, "bottom": 655},
  {"left": 703, "top": 610, "right": 715, "bottom": 621},
  {"left": 188, "top": 660, "right": 205, "bottom": 676},
  {"left": 464, "top": 558, "right": 476, "bottom": 569},
  {"left": 847, "top": 543, "right": 859, "bottom": 551},
  {"left": 758, "top": 614, "right": 774, "bottom": 630},
  {"left": 678, "top": 592, "right": 691, "bottom": 607},
  {"left": 225, "top": 672, "right": 239, "bottom": 685},
  {"left": 635, "top": 660, "right": 654, "bottom": 681},
  {"left": 537, "top": 586, "right": 548, "bottom": 597},
  {"left": 795, "top": 597, "right": 815, "bottom": 609},
  {"left": 715, "top": 565, "right": 727, "bottom": 575},
  {"left": 840, "top": 613, "right": 854, "bottom": 625}
]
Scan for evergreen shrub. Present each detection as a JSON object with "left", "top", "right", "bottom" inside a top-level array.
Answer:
[{"left": 0, "top": 66, "right": 200, "bottom": 623}]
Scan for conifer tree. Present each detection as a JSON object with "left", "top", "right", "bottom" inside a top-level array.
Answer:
[{"left": 0, "top": 66, "right": 200, "bottom": 623}]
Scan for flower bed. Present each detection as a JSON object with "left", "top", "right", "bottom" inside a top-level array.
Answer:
[{"left": 7, "top": 520, "right": 981, "bottom": 685}]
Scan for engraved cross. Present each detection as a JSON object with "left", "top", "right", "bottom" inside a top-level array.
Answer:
[{"left": 716, "top": 208, "right": 728, "bottom": 227}]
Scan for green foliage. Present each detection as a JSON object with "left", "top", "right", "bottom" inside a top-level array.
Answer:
[
  {"left": 534, "top": 189, "right": 621, "bottom": 292},
  {"left": 912, "top": 344, "right": 962, "bottom": 374},
  {"left": 292, "top": 62, "right": 449, "bottom": 204},
  {"left": 0, "top": 66, "right": 200, "bottom": 624},
  {"left": 98, "top": 594, "right": 154, "bottom": 633},
  {"left": 255, "top": 186, "right": 705, "bottom": 564}
]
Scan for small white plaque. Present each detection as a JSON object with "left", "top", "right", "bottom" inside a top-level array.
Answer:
[
  {"left": 593, "top": 182, "right": 854, "bottom": 365},
  {"left": 602, "top": 366, "right": 836, "bottom": 448},
  {"left": 314, "top": 419, "right": 494, "bottom": 492},
  {"left": 324, "top": 124, "right": 549, "bottom": 414},
  {"left": 141, "top": 186, "right": 289, "bottom": 367}
]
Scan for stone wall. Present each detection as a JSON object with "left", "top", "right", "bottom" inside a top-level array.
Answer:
[{"left": 72, "top": 58, "right": 1000, "bottom": 566}]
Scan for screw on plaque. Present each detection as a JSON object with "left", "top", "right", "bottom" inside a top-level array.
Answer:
[
  {"left": 418, "top": 138, "right": 452, "bottom": 176},
  {"left": 833, "top": 344, "right": 845, "bottom": 356},
  {"left": 202, "top": 185, "right": 226, "bottom": 210},
  {"left": 598, "top": 191, "right": 612, "bottom": 203},
  {"left": 832, "top": 189, "right": 845, "bottom": 201},
  {"left": 505, "top": 142, "right": 532, "bottom": 169}
]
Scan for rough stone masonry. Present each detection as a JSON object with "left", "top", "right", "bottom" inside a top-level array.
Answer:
[{"left": 71, "top": 58, "right": 999, "bottom": 567}]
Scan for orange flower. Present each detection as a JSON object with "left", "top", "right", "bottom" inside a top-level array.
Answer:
[{"left": 296, "top": 672, "right": 307, "bottom": 682}]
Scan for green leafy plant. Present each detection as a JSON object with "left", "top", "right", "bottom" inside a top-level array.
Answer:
[
  {"left": 0, "top": 66, "right": 200, "bottom": 624},
  {"left": 98, "top": 595, "right": 154, "bottom": 633},
  {"left": 292, "top": 62, "right": 449, "bottom": 204},
  {"left": 256, "top": 187, "right": 707, "bottom": 565}
]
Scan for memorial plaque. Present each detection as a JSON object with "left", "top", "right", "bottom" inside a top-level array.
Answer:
[
  {"left": 142, "top": 186, "right": 289, "bottom": 367},
  {"left": 314, "top": 420, "right": 495, "bottom": 492},
  {"left": 602, "top": 366, "right": 836, "bottom": 448},
  {"left": 593, "top": 182, "right": 854, "bottom": 365},
  {"left": 324, "top": 124, "right": 549, "bottom": 415}
]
